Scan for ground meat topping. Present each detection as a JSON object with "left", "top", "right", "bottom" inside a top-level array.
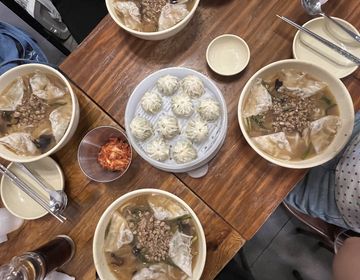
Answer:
[
  {"left": 271, "top": 92, "right": 315, "bottom": 133},
  {"left": 129, "top": 210, "right": 171, "bottom": 263},
  {"left": 12, "top": 94, "right": 48, "bottom": 126}
]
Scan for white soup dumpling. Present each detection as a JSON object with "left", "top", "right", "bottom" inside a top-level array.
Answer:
[
  {"left": 198, "top": 98, "right": 220, "bottom": 122},
  {"left": 171, "top": 93, "right": 193, "bottom": 117},
  {"left": 185, "top": 118, "right": 208, "bottom": 143},
  {"left": 156, "top": 115, "right": 180, "bottom": 139},
  {"left": 156, "top": 75, "right": 179, "bottom": 96},
  {"left": 172, "top": 139, "right": 197, "bottom": 164},
  {"left": 130, "top": 117, "right": 153, "bottom": 141},
  {"left": 146, "top": 137, "right": 170, "bottom": 161},
  {"left": 141, "top": 90, "right": 162, "bottom": 114},
  {"left": 181, "top": 75, "right": 205, "bottom": 98}
]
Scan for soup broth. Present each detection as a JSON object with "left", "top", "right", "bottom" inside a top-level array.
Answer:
[
  {"left": 0, "top": 71, "right": 72, "bottom": 156},
  {"left": 243, "top": 69, "right": 340, "bottom": 161},
  {"left": 104, "top": 194, "right": 199, "bottom": 279},
  {"left": 113, "top": 0, "right": 196, "bottom": 32}
]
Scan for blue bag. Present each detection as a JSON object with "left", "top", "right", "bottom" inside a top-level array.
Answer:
[{"left": 0, "top": 21, "right": 48, "bottom": 74}]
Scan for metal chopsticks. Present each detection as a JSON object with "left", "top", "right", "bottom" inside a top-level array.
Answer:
[
  {"left": 0, "top": 163, "right": 66, "bottom": 223},
  {"left": 277, "top": 15, "right": 360, "bottom": 65}
]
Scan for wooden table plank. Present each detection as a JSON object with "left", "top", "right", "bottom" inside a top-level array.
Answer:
[
  {"left": 0, "top": 87, "right": 244, "bottom": 279},
  {"left": 60, "top": 0, "right": 360, "bottom": 240}
]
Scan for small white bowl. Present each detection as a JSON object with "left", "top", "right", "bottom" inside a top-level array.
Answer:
[
  {"left": 238, "top": 59, "right": 354, "bottom": 169},
  {"left": 0, "top": 64, "right": 80, "bottom": 163},
  {"left": 93, "top": 188, "right": 207, "bottom": 280},
  {"left": 206, "top": 34, "right": 250, "bottom": 76},
  {"left": 0, "top": 156, "right": 64, "bottom": 220},
  {"left": 105, "top": 0, "right": 200, "bottom": 40}
]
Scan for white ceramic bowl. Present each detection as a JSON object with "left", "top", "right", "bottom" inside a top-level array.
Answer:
[
  {"left": 0, "top": 156, "right": 64, "bottom": 220},
  {"left": 105, "top": 0, "right": 200, "bottom": 40},
  {"left": 93, "top": 188, "right": 207, "bottom": 280},
  {"left": 0, "top": 64, "right": 80, "bottom": 162},
  {"left": 238, "top": 59, "right": 355, "bottom": 169},
  {"left": 206, "top": 34, "right": 250, "bottom": 76}
]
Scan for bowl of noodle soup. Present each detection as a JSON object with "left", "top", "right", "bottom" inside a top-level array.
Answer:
[
  {"left": 0, "top": 64, "right": 80, "bottom": 162},
  {"left": 105, "top": 0, "right": 200, "bottom": 40},
  {"left": 93, "top": 188, "right": 207, "bottom": 280},
  {"left": 238, "top": 59, "right": 354, "bottom": 169}
]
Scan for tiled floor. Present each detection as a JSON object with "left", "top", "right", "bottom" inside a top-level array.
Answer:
[
  {"left": 243, "top": 205, "right": 334, "bottom": 280},
  {"left": 0, "top": 2, "right": 66, "bottom": 65}
]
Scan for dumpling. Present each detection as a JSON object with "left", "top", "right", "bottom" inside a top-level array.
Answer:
[
  {"left": 309, "top": 115, "right": 341, "bottom": 154},
  {"left": 29, "top": 72, "right": 49, "bottom": 92},
  {"left": 104, "top": 211, "right": 133, "bottom": 252},
  {"left": 0, "top": 132, "right": 38, "bottom": 156},
  {"left": 171, "top": 93, "right": 193, "bottom": 117},
  {"left": 158, "top": 3, "right": 189, "bottom": 31},
  {"left": 252, "top": 132, "right": 292, "bottom": 160},
  {"left": 172, "top": 139, "right": 197, "bottom": 163},
  {"left": 198, "top": 98, "right": 220, "bottom": 122},
  {"left": 30, "top": 72, "right": 65, "bottom": 100},
  {"left": 181, "top": 75, "right": 205, "bottom": 98},
  {"left": 274, "top": 69, "right": 328, "bottom": 98},
  {"left": 130, "top": 117, "right": 153, "bottom": 140},
  {"left": 146, "top": 137, "right": 169, "bottom": 161},
  {"left": 156, "top": 75, "right": 179, "bottom": 96},
  {"left": 185, "top": 118, "right": 208, "bottom": 143},
  {"left": 148, "top": 195, "right": 188, "bottom": 220},
  {"left": 243, "top": 78, "right": 272, "bottom": 118},
  {"left": 156, "top": 115, "right": 180, "bottom": 139},
  {"left": 0, "top": 77, "right": 24, "bottom": 111},
  {"left": 168, "top": 230, "right": 193, "bottom": 277},
  {"left": 141, "top": 91, "right": 162, "bottom": 114},
  {"left": 113, "top": 1, "right": 141, "bottom": 31},
  {"left": 49, "top": 105, "right": 72, "bottom": 143}
]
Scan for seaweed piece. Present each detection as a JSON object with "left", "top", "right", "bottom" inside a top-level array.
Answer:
[
  {"left": 33, "top": 134, "right": 53, "bottom": 151},
  {"left": 250, "top": 115, "right": 266, "bottom": 129},
  {"left": 321, "top": 96, "right": 332, "bottom": 106},
  {"left": 275, "top": 79, "right": 283, "bottom": 91}
]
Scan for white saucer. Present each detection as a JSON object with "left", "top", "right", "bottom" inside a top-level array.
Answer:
[
  {"left": 293, "top": 17, "right": 360, "bottom": 79},
  {"left": 206, "top": 34, "right": 250, "bottom": 76},
  {"left": 0, "top": 157, "right": 64, "bottom": 220}
]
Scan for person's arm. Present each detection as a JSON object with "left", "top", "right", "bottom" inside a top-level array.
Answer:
[{"left": 333, "top": 237, "right": 360, "bottom": 280}]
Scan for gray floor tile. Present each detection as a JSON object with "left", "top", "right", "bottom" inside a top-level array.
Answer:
[
  {"left": 244, "top": 205, "right": 292, "bottom": 266},
  {"left": 0, "top": 2, "right": 66, "bottom": 65},
  {"left": 250, "top": 218, "right": 333, "bottom": 280}
]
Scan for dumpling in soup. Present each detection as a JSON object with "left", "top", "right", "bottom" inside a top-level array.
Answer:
[
  {"left": 49, "top": 105, "right": 72, "bottom": 143},
  {"left": 243, "top": 78, "right": 272, "bottom": 118},
  {"left": 309, "top": 115, "right": 341, "bottom": 154},
  {"left": 113, "top": 1, "right": 141, "bottom": 31},
  {"left": 158, "top": 3, "right": 189, "bottom": 31},
  {"left": 272, "top": 69, "right": 328, "bottom": 98},
  {"left": 0, "top": 77, "right": 24, "bottom": 111},
  {"left": 30, "top": 72, "right": 66, "bottom": 100},
  {"left": 251, "top": 132, "right": 292, "bottom": 160},
  {"left": 0, "top": 132, "right": 38, "bottom": 156}
]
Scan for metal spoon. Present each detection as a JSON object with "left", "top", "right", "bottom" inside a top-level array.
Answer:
[
  {"left": 15, "top": 163, "right": 68, "bottom": 214},
  {"left": 169, "top": 0, "right": 188, "bottom": 4},
  {"left": 301, "top": 0, "right": 360, "bottom": 43}
]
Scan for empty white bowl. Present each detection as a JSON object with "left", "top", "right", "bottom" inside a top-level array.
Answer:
[
  {"left": 0, "top": 64, "right": 80, "bottom": 163},
  {"left": 238, "top": 59, "right": 354, "bottom": 169},
  {"left": 0, "top": 156, "right": 64, "bottom": 220},
  {"left": 93, "top": 188, "right": 206, "bottom": 280},
  {"left": 206, "top": 34, "right": 250, "bottom": 76}
]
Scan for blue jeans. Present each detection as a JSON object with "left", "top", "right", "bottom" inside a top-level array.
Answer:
[{"left": 285, "top": 112, "right": 360, "bottom": 229}]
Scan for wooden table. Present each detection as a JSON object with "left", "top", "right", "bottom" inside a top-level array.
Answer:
[{"left": 1, "top": 0, "right": 360, "bottom": 279}]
